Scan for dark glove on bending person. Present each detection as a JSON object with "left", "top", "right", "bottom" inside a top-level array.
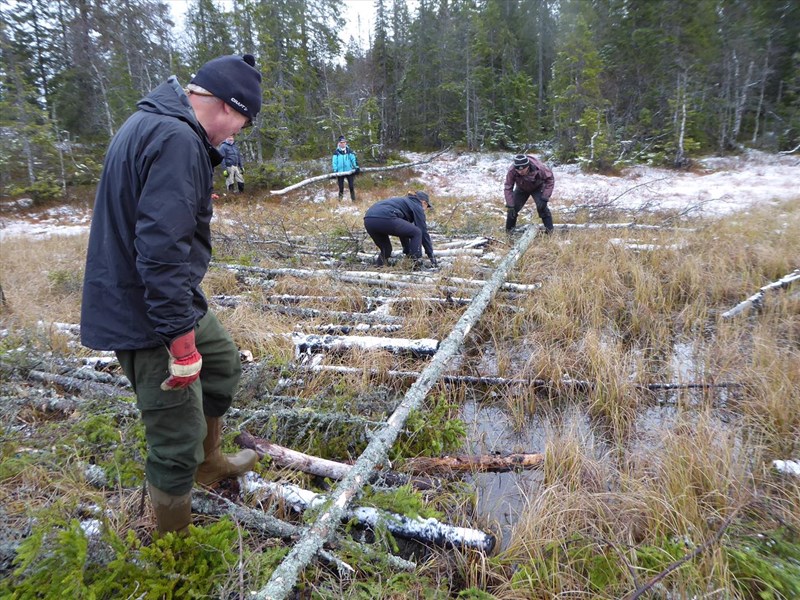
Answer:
[{"left": 160, "top": 330, "right": 203, "bottom": 391}]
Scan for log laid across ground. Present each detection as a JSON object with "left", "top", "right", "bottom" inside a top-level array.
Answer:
[{"left": 242, "top": 473, "right": 495, "bottom": 553}]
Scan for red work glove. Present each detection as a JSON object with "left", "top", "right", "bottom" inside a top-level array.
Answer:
[{"left": 160, "top": 330, "right": 203, "bottom": 391}]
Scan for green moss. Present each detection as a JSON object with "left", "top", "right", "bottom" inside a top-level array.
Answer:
[
  {"left": 360, "top": 484, "right": 442, "bottom": 521},
  {"left": 0, "top": 515, "right": 276, "bottom": 599},
  {"left": 726, "top": 528, "right": 800, "bottom": 599}
]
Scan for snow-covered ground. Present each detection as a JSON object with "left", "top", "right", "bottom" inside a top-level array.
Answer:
[
  {"left": 1, "top": 149, "right": 797, "bottom": 241},
  {"left": 404, "top": 148, "right": 799, "bottom": 216}
]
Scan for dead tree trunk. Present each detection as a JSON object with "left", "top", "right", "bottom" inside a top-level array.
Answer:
[
  {"left": 256, "top": 225, "right": 543, "bottom": 600},
  {"left": 269, "top": 149, "right": 450, "bottom": 195},
  {"left": 402, "top": 453, "right": 544, "bottom": 474},
  {"left": 235, "top": 431, "right": 435, "bottom": 490},
  {"left": 243, "top": 475, "right": 495, "bottom": 552},
  {"left": 722, "top": 269, "right": 800, "bottom": 319},
  {"left": 292, "top": 333, "right": 438, "bottom": 357},
  {"left": 191, "top": 490, "right": 415, "bottom": 572}
]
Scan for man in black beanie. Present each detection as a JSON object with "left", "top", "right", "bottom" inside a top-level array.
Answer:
[{"left": 81, "top": 55, "right": 262, "bottom": 534}]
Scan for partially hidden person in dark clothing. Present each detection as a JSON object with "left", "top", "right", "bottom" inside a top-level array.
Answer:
[
  {"left": 332, "top": 135, "right": 359, "bottom": 202},
  {"left": 364, "top": 191, "right": 436, "bottom": 267},
  {"left": 219, "top": 135, "right": 245, "bottom": 192},
  {"left": 80, "top": 54, "right": 262, "bottom": 535},
  {"left": 504, "top": 153, "right": 555, "bottom": 233}
]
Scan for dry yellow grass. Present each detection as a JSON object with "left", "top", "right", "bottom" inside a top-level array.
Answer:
[{"left": 1, "top": 189, "right": 799, "bottom": 597}]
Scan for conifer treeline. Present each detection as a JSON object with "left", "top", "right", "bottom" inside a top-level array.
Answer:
[{"left": 1, "top": 0, "right": 798, "bottom": 194}]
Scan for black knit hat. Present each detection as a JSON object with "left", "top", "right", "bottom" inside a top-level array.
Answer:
[
  {"left": 513, "top": 154, "right": 530, "bottom": 169},
  {"left": 338, "top": 135, "right": 346, "bottom": 142},
  {"left": 191, "top": 54, "right": 262, "bottom": 121}
]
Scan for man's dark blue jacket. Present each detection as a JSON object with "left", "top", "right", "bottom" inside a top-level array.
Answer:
[
  {"left": 81, "top": 77, "right": 222, "bottom": 350},
  {"left": 364, "top": 195, "right": 434, "bottom": 259}
]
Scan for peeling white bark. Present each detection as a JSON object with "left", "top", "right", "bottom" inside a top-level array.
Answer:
[
  {"left": 242, "top": 474, "right": 495, "bottom": 552},
  {"left": 721, "top": 269, "right": 800, "bottom": 319}
]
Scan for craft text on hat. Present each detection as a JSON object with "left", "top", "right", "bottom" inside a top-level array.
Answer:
[
  {"left": 513, "top": 154, "right": 530, "bottom": 169},
  {"left": 190, "top": 54, "right": 262, "bottom": 122}
]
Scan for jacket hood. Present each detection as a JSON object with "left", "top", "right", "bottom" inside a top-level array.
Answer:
[{"left": 137, "top": 76, "right": 222, "bottom": 166}]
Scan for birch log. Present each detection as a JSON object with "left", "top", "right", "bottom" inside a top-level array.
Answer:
[
  {"left": 721, "top": 269, "right": 800, "bottom": 319},
  {"left": 235, "top": 431, "right": 435, "bottom": 490},
  {"left": 268, "top": 150, "right": 450, "bottom": 195},
  {"left": 216, "top": 263, "right": 538, "bottom": 292},
  {"left": 191, "top": 490, "right": 416, "bottom": 572},
  {"left": 242, "top": 474, "right": 495, "bottom": 553},
  {"left": 292, "top": 333, "right": 438, "bottom": 357},
  {"left": 256, "top": 224, "right": 543, "bottom": 600},
  {"left": 402, "top": 453, "right": 544, "bottom": 474}
]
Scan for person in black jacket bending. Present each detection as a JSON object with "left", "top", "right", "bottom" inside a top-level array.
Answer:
[
  {"left": 80, "top": 55, "right": 262, "bottom": 534},
  {"left": 364, "top": 191, "right": 436, "bottom": 267}
]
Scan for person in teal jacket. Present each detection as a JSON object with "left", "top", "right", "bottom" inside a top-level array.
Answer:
[{"left": 332, "top": 135, "right": 359, "bottom": 202}]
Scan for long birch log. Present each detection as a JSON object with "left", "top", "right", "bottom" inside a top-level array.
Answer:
[
  {"left": 242, "top": 474, "right": 495, "bottom": 553},
  {"left": 552, "top": 222, "right": 696, "bottom": 233},
  {"left": 291, "top": 333, "right": 438, "bottom": 357},
  {"left": 302, "top": 364, "right": 740, "bottom": 392},
  {"left": 212, "top": 295, "right": 405, "bottom": 324},
  {"left": 191, "top": 490, "right": 416, "bottom": 572},
  {"left": 355, "top": 248, "right": 484, "bottom": 261},
  {"left": 255, "top": 293, "right": 471, "bottom": 307},
  {"left": 268, "top": 149, "right": 450, "bottom": 195},
  {"left": 436, "top": 237, "right": 490, "bottom": 250},
  {"left": 304, "top": 323, "right": 404, "bottom": 335},
  {"left": 721, "top": 269, "right": 800, "bottom": 319},
  {"left": 28, "top": 369, "right": 132, "bottom": 399},
  {"left": 402, "top": 453, "right": 544, "bottom": 474},
  {"left": 235, "top": 431, "right": 435, "bottom": 490},
  {"left": 216, "top": 263, "right": 538, "bottom": 292},
  {"left": 256, "top": 224, "right": 543, "bottom": 600}
]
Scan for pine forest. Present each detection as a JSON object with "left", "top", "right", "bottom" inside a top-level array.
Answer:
[{"left": 1, "top": 0, "right": 799, "bottom": 196}]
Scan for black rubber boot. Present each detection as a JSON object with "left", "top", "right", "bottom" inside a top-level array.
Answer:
[{"left": 505, "top": 208, "right": 517, "bottom": 232}]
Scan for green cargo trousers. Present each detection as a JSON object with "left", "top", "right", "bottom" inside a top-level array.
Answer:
[{"left": 116, "top": 311, "right": 242, "bottom": 495}]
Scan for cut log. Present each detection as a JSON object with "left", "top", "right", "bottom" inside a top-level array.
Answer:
[
  {"left": 191, "top": 490, "right": 415, "bottom": 572},
  {"left": 242, "top": 473, "right": 495, "bottom": 553},
  {"left": 235, "top": 431, "right": 435, "bottom": 490},
  {"left": 303, "top": 364, "right": 739, "bottom": 392},
  {"left": 553, "top": 222, "right": 695, "bottom": 232},
  {"left": 28, "top": 369, "right": 132, "bottom": 399},
  {"left": 304, "top": 323, "right": 404, "bottom": 335},
  {"left": 212, "top": 295, "right": 405, "bottom": 325},
  {"left": 721, "top": 269, "right": 800, "bottom": 319},
  {"left": 216, "top": 263, "right": 537, "bottom": 292},
  {"left": 436, "top": 237, "right": 490, "bottom": 250},
  {"left": 402, "top": 453, "right": 544, "bottom": 474},
  {"left": 292, "top": 333, "right": 438, "bottom": 357},
  {"left": 268, "top": 149, "right": 450, "bottom": 195}
]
